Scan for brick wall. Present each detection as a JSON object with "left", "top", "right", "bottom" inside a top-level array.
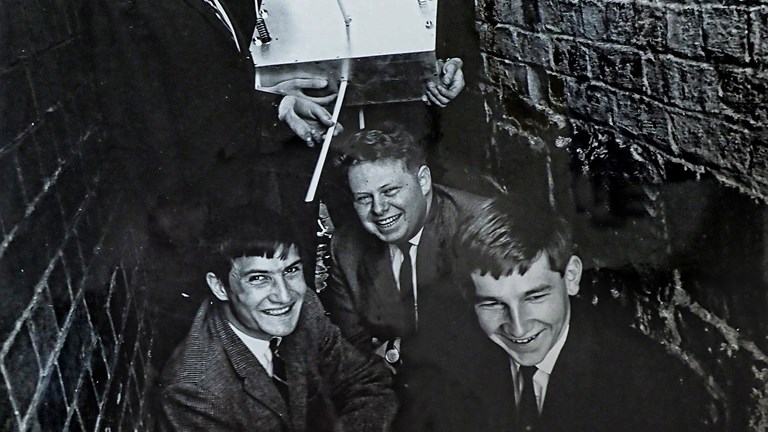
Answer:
[
  {"left": 0, "top": 1, "right": 154, "bottom": 431},
  {"left": 475, "top": 0, "right": 768, "bottom": 430}
]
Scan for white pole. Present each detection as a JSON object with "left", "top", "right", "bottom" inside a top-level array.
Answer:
[{"left": 304, "top": 78, "right": 349, "bottom": 202}]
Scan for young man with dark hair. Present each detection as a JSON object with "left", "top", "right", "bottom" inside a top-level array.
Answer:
[
  {"left": 431, "top": 194, "right": 706, "bottom": 432},
  {"left": 155, "top": 207, "right": 396, "bottom": 432}
]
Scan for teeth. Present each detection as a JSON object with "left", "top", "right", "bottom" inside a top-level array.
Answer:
[
  {"left": 263, "top": 305, "right": 291, "bottom": 316},
  {"left": 510, "top": 334, "right": 537, "bottom": 344},
  {"left": 375, "top": 215, "right": 400, "bottom": 228}
]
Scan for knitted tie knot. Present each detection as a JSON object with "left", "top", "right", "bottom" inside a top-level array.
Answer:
[
  {"left": 397, "top": 242, "right": 412, "bottom": 255},
  {"left": 520, "top": 365, "right": 537, "bottom": 380}
]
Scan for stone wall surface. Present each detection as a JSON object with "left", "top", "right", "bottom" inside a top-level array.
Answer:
[
  {"left": 475, "top": 0, "right": 768, "bottom": 430},
  {"left": 0, "top": 0, "right": 154, "bottom": 431}
]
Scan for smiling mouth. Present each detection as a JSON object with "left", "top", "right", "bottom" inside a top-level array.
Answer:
[
  {"left": 262, "top": 304, "right": 293, "bottom": 316},
  {"left": 506, "top": 331, "right": 541, "bottom": 345},
  {"left": 374, "top": 214, "right": 401, "bottom": 229}
]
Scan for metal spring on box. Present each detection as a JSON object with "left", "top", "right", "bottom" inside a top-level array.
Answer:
[{"left": 255, "top": 17, "right": 271, "bottom": 43}]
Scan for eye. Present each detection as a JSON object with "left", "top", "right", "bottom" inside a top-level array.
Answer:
[
  {"left": 246, "top": 274, "right": 269, "bottom": 284},
  {"left": 383, "top": 187, "right": 400, "bottom": 197},
  {"left": 476, "top": 301, "right": 505, "bottom": 310},
  {"left": 284, "top": 264, "right": 303, "bottom": 275},
  {"left": 354, "top": 195, "right": 372, "bottom": 205},
  {"left": 527, "top": 292, "right": 549, "bottom": 302}
]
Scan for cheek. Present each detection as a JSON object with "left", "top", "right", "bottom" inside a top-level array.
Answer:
[{"left": 475, "top": 309, "right": 504, "bottom": 333}]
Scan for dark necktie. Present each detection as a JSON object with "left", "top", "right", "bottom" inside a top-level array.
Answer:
[
  {"left": 269, "top": 338, "right": 289, "bottom": 404},
  {"left": 398, "top": 242, "right": 417, "bottom": 333},
  {"left": 517, "top": 365, "right": 539, "bottom": 431}
]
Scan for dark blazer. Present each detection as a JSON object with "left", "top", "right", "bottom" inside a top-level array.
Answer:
[
  {"left": 96, "top": 0, "right": 286, "bottom": 199},
  {"left": 323, "top": 184, "right": 488, "bottom": 353},
  {"left": 406, "top": 299, "right": 708, "bottom": 432},
  {"left": 155, "top": 291, "right": 397, "bottom": 432}
]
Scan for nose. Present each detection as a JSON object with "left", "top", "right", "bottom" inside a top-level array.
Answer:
[
  {"left": 371, "top": 194, "right": 390, "bottom": 216},
  {"left": 502, "top": 303, "right": 529, "bottom": 337},
  {"left": 269, "top": 276, "right": 292, "bottom": 304}
]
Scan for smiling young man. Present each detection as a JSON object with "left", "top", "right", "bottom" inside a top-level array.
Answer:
[
  {"left": 438, "top": 195, "right": 705, "bottom": 432},
  {"left": 155, "top": 207, "right": 396, "bottom": 432},
  {"left": 322, "top": 123, "right": 487, "bottom": 391}
]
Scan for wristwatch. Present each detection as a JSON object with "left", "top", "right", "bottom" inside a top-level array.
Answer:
[{"left": 384, "top": 339, "right": 401, "bottom": 364}]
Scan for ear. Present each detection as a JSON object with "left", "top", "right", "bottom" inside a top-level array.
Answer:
[
  {"left": 206, "top": 272, "right": 229, "bottom": 301},
  {"left": 564, "top": 255, "right": 582, "bottom": 296},
  {"left": 417, "top": 165, "right": 432, "bottom": 196}
]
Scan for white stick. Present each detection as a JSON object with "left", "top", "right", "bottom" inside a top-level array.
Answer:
[
  {"left": 304, "top": 79, "right": 349, "bottom": 202},
  {"left": 336, "top": 0, "right": 352, "bottom": 25}
]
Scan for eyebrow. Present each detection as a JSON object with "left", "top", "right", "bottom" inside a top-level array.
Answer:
[
  {"left": 524, "top": 284, "right": 552, "bottom": 296},
  {"left": 239, "top": 258, "right": 303, "bottom": 276},
  {"left": 474, "top": 295, "right": 501, "bottom": 303}
]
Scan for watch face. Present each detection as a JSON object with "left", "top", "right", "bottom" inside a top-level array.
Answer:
[{"left": 385, "top": 348, "right": 400, "bottom": 364}]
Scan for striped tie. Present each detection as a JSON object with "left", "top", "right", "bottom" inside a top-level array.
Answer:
[
  {"left": 202, "top": 0, "right": 240, "bottom": 50},
  {"left": 269, "top": 338, "right": 289, "bottom": 404}
]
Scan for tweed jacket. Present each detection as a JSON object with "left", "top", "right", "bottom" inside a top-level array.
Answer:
[{"left": 155, "top": 291, "right": 397, "bottom": 432}]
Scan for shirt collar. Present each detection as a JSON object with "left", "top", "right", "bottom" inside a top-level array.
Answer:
[
  {"left": 409, "top": 227, "right": 424, "bottom": 247},
  {"left": 505, "top": 321, "right": 570, "bottom": 375},
  {"left": 228, "top": 322, "right": 271, "bottom": 358},
  {"left": 536, "top": 323, "right": 569, "bottom": 375}
]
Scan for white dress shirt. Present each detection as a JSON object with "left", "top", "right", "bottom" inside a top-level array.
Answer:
[
  {"left": 388, "top": 228, "right": 424, "bottom": 293},
  {"left": 507, "top": 323, "right": 570, "bottom": 413},
  {"left": 229, "top": 322, "right": 276, "bottom": 376}
]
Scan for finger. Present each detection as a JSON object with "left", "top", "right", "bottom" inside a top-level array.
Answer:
[
  {"left": 442, "top": 58, "right": 463, "bottom": 85},
  {"left": 435, "top": 82, "right": 460, "bottom": 100},
  {"left": 307, "top": 102, "right": 335, "bottom": 127},
  {"left": 293, "top": 78, "right": 329, "bottom": 89},
  {"left": 448, "top": 69, "right": 465, "bottom": 94},
  {"left": 302, "top": 93, "right": 337, "bottom": 105},
  {"left": 283, "top": 111, "right": 316, "bottom": 145},
  {"left": 442, "top": 64, "right": 457, "bottom": 86},
  {"left": 332, "top": 121, "right": 344, "bottom": 136},
  {"left": 426, "top": 89, "right": 447, "bottom": 108},
  {"left": 427, "top": 83, "right": 450, "bottom": 106}
]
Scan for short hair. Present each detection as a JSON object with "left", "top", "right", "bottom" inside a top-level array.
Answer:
[
  {"left": 335, "top": 122, "right": 426, "bottom": 173},
  {"left": 455, "top": 195, "right": 574, "bottom": 279},
  {"left": 201, "top": 206, "right": 306, "bottom": 287}
]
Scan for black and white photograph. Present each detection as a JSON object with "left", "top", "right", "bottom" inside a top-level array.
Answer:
[{"left": 1, "top": 0, "right": 767, "bottom": 431}]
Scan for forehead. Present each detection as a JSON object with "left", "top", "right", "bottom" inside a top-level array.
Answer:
[
  {"left": 347, "top": 159, "right": 412, "bottom": 189},
  {"left": 471, "top": 254, "right": 562, "bottom": 296},
  {"left": 230, "top": 245, "right": 301, "bottom": 274}
]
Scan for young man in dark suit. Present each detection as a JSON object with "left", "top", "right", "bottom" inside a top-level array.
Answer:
[
  {"left": 155, "top": 208, "right": 396, "bottom": 432},
  {"left": 322, "top": 123, "right": 488, "bottom": 407},
  {"left": 430, "top": 195, "right": 707, "bottom": 432}
]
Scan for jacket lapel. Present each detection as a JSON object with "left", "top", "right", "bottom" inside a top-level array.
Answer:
[
  {"left": 360, "top": 239, "right": 409, "bottom": 337},
  {"left": 212, "top": 306, "right": 291, "bottom": 425},
  {"left": 280, "top": 334, "right": 310, "bottom": 432},
  {"left": 537, "top": 305, "right": 595, "bottom": 431},
  {"left": 415, "top": 193, "right": 442, "bottom": 288}
]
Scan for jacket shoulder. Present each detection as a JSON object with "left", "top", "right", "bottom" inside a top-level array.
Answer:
[{"left": 433, "top": 184, "right": 489, "bottom": 213}]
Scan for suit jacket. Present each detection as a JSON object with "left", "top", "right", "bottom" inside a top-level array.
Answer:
[
  {"left": 95, "top": 0, "right": 288, "bottom": 200},
  {"left": 155, "top": 291, "right": 397, "bottom": 432},
  {"left": 406, "top": 299, "right": 708, "bottom": 432}
]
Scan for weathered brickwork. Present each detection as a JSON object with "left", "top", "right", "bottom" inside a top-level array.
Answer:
[
  {"left": 477, "top": 0, "right": 768, "bottom": 430},
  {"left": 1, "top": 1, "right": 154, "bottom": 431}
]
